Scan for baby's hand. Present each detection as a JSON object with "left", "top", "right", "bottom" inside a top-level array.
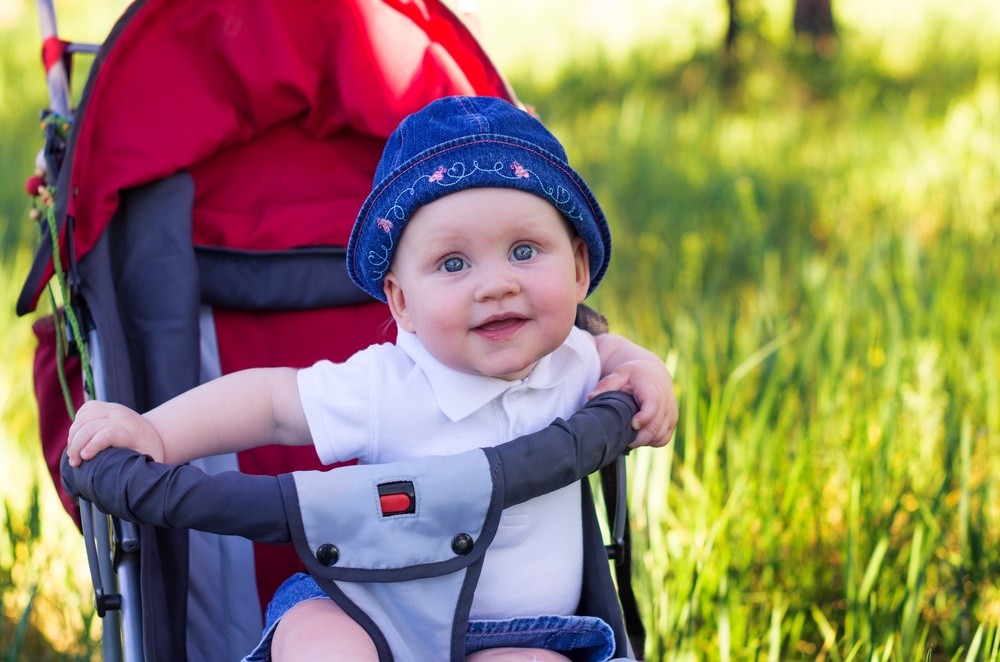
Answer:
[
  {"left": 588, "top": 358, "right": 677, "bottom": 448},
  {"left": 67, "top": 401, "right": 165, "bottom": 466}
]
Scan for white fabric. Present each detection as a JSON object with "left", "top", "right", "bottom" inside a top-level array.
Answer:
[{"left": 297, "top": 325, "right": 601, "bottom": 619}]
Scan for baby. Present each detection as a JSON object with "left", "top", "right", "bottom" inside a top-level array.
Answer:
[{"left": 69, "top": 95, "right": 675, "bottom": 661}]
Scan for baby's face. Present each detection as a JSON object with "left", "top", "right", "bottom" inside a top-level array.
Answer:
[{"left": 383, "top": 187, "right": 590, "bottom": 381}]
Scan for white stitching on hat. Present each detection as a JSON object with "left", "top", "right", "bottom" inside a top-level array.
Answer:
[{"left": 365, "top": 218, "right": 396, "bottom": 280}]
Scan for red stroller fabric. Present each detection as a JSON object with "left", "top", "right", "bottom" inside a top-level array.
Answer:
[
  {"left": 33, "top": 314, "right": 84, "bottom": 528},
  {"left": 20, "top": 0, "right": 513, "bottom": 312}
]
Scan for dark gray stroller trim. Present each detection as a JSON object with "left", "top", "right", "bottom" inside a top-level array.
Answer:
[{"left": 62, "top": 392, "right": 639, "bottom": 661}]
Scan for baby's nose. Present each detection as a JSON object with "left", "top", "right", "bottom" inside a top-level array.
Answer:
[{"left": 473, "top": 263, "right": 521, "bottom": 301}]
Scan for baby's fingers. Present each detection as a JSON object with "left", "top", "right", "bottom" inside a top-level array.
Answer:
[
  {"left": 66, "top": 401, "right": 139, "bottom": 466},
  {"left": 629, "top": 388, "right": 677, "bottom": 448},
  {"left": 628, "top": 403, "right": 657, "bottom": 448},
  {"left": 67, "top": 419, "right": 116, "bottom": 466},
  {"left": 629, "top": 408, "right": 667, "bottom": 448}
]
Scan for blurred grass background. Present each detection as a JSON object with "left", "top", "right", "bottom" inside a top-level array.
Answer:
[{"left": 2, "top": 0, "right": 999, "bottom": 659}]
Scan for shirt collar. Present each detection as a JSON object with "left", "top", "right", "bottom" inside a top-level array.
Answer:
[{"left": 395, "top": 329, "right": 588, "bottom": 422}]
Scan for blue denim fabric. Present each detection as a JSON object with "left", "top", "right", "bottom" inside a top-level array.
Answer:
[
  {"left": 241, "top": 573, "right": 327, "bottom": 662},
  {"left": 466, "top": 614, "right": 617, "bottom": 662},
  {"left": 347, "top": 95, "right": 611, "bottom": 302},
  {"left": 244, "top": 573, "right": 619, "bottom": 661}
]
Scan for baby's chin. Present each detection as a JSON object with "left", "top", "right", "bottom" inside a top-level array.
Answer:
[
  {"left": 493, "top": 365, "right": 536, "bottom": 382},
  {"left": 456, "top": 359, "right": 539, "bottom": 382}
]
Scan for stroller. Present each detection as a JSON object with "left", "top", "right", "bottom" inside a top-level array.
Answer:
[{"left": 18, "top": 0, "right": 645, "bottom": 660}]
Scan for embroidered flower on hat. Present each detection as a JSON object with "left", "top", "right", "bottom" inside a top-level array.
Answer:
[
  {"left": 429, "top": 166, "right": 446, "bottom": 183},
  {"left": 511, "top": 161, "right": 530, "bottom": 179},
  {"left": 377, "top": 218, "right": 393, "bottom": 233}
]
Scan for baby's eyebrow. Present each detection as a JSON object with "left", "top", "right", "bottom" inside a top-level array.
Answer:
[{"left": 422, "top": 245, "right": 464, "bottom": 263}]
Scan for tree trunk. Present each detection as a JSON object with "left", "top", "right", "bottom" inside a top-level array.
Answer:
[
  {"left": 793, "top": 0, "right": 836, "bottom": 39},
  {"left": 722, "top": 0, "right": 741, "bottom": 95},
  {"left": 725, "top": 0, "right": 740, "bottom": 54},
  {"left": 793, "top": 0, "right": 836, "bottom": 56}
]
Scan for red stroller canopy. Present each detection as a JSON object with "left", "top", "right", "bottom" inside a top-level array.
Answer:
[{"left": 22, "top": 0, "right": 514, "bottom": 312}]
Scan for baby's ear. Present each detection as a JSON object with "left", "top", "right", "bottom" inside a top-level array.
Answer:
[
  {"left": 383, "top": 273, "right": 416, "bottom": 333},
  {"left": 573, "top": 237, "right": 590, "bottom": 301}
]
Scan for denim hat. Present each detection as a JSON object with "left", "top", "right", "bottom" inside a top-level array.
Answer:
[{"left": 347, "top": 95, "right": 611, "bottom": 303}]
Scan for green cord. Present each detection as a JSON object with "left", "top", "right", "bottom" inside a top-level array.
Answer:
[
  {"left": 43, "top": 198, "right": 96, "bottom": 408},
  {"left": 45, "top": 287, "right": 77, "bottom": 420}
]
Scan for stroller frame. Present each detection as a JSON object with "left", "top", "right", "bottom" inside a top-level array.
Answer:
[
  {"left": 20, "top": 0, "right": 644, "bottom": 659},
  {"left": 32, "top": 1, "right": 143, "bottom": 659}
]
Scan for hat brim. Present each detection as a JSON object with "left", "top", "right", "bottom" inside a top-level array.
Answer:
[{"left": 347, "top": 134, "right": 611, "bottom": 303}]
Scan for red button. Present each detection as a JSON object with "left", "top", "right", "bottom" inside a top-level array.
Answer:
[{"left": 379, "top": 493, "right": 412, "bottom": 515}]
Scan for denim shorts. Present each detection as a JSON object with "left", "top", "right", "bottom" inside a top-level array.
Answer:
[
  {"left": 466, "top": 613, "right": 616, "bottom": 661},
  {"left": 243, "top": 572, "right": 618, "bottom": 661}
]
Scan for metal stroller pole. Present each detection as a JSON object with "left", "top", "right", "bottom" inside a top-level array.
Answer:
[
  {"left": 35, "top": 0, "right": 99, "bottom": 120},
  {"left": 36, "top": 0, "right": 70, "bottom": 118},
  {"left": 86, "top": 332, "right": 144, "bottom": 662}
]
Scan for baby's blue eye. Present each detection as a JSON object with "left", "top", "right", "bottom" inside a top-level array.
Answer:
[
  {"left": 442, "top": 257, "right": 466, "bottom": 273},
  {"left": 512, "top": 244, "right": 536, "bottom": 261}
]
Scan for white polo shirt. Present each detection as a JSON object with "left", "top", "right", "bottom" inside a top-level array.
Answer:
[{"left": 296, "top": 325, "right": 601, "bottom": 620}]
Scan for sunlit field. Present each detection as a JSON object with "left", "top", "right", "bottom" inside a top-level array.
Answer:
[{"left": 2, "top": 0, "right": 999, "bottom": 659}]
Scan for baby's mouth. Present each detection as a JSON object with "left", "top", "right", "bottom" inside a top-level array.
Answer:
[
  {"left": 473, "top": 315, "right": 527, "bottom": 339},
  {"left": 478, "top": 317, "right": 520, "bottom": 330}
]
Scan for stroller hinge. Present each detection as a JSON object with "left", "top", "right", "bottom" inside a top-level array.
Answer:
[{"left": 94, "top": 589, "right": 122, "bottom": 617}]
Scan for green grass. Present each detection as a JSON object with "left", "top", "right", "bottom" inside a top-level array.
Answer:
[
  {"left": 3, "top": 0, "right": 1000, "bottom": 659},
  {"left": 542, "top": 40, "right": 1000, "bottom": 662}
]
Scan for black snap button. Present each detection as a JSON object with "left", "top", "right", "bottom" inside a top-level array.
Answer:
[
  {"left": 451, "top": 533, "right": 474, "bottom": 556},
  {"left": 316, "top": 543, "right": 339, "bottom": 566}
]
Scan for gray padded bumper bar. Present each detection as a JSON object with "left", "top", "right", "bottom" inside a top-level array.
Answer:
[{"left": 62, "top": 392, "right": 638, "bottom": 660}]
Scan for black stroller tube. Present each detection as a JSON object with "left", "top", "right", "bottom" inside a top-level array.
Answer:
[{"left": 61, "top": 392, "right": 638, "bottom": 541}]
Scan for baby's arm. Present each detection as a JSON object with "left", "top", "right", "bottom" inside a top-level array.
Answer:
[
  {"left": 591, "top": 333, "right": 677, "bottom": 448},
  {"left": 67, "top": 367, "right": 311, "bottom": 466}
]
